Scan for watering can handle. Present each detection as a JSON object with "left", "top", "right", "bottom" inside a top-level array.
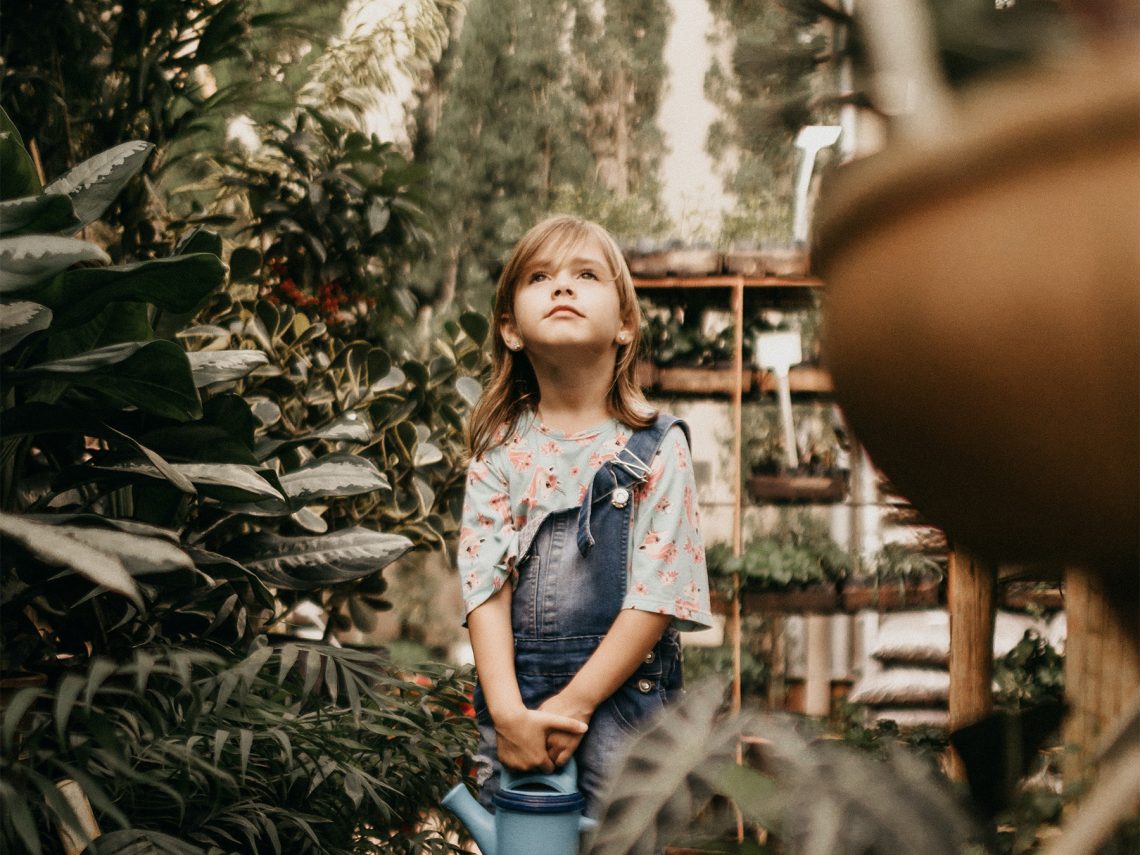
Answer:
[{"left": 500, "top": 758, "right": 578, "bottom": 795}]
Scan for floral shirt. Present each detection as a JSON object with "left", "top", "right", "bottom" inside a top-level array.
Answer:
[{"left": 458, "top": 412, "right": 713, "bottom": 631}]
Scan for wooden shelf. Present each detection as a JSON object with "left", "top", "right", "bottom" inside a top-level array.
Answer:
[
  {"left": 638, "top": 362, "right": 833, "bottom": 396},
  {"left": 633, "top": 274, "right": 823, "bottom": 289}
]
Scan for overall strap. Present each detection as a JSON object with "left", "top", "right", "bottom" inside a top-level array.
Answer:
[{"left": 576, "top": 413, "right": 690, "bottom": 556}]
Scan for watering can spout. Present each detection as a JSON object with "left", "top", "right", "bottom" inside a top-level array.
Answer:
[{"left": 441, "top": 783, "right": 497, "bottom": 855}]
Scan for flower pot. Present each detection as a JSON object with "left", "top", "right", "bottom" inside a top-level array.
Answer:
[
  {"left": 816, "top": 44, "right": 1139, "bottom": 571},
  {"left": 840, "top": 578, "right": 941, "bottom": 612},
  {"left": 740, "top": 583, "right": 839, "bottom": 614},
  {"left": 745, "top": 471, "right": 848, "bottom": 504}
]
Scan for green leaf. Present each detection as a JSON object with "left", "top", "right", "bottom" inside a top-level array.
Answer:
[
  {"left": 56, "top": 526, "right": 195, "bottom": 576},
  {"left": 137, "top": 423, "right": 258, "bottom": 466},
  {"left": 93, "top": 460, "right": 285, "bottom": 503},
  {"left": 229, "top": 246, "right": 261, "bottom": 281},
  {"left": 43, "top": 140, "right": 154, "bottom": 231},
  {"left": 226, "top": 527, "right": 412, "bottom": 590},
  {"left": 15, "top": 340, "right": 202, "bottom": 420},
  {"left": 0, "top": 512, "right": 142, "bottom": 606},
  {"left": 278, "top": 453, "right": 389, "bottom": 503},
  {"left": 0, "top": 403, "right": 196, "bottom": 493},
  {"left": 455, "top": 376, "right": 483, "bottom": 408},
  {"left": 0, "top": 300, "right": 52, "bottom": 354},
  {"left": 186, "top": 349, "right": 269, "bottom": 386},
  {"left": 459, "top": 311, "right": 490, "bottom": 344},
  {"left": 54, "top": 673, "right": 86, "bottom": 745},
  {"left": 0, "top": 194, "right": 78, "bottom": 236},
  {"left": 0, "top": 107, "right": 41, "bottom": 200},
  {"left": 0, "top": 235, "right": 110, "bottom": 292},
  {"left": 32, "top": 254, "right": 226, "bottom": 324},
  {"left": 173, "top": 226, "right": 222, "bottom": 258},
  {"left": 0, "top": 778, "right": 42, "bottom": 854}
]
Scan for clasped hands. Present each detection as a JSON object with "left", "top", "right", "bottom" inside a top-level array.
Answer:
[{"left": 493, "top": 691, "right": 592, "bottom": 773}]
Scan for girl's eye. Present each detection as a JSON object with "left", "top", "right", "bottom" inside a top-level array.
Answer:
[
  {"left": 528, "top": 271, "right": 549, "bottom": 284},
  {"left": 577, "top": 269, "right": 599, "bottom": 280}
]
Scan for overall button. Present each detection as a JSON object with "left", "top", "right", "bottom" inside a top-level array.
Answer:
[
  {"left": 611, "top": 486, "right": 630, "bottom": 508},
  {"left": 637, "top": 678, "right": 654, "bottom": 694},
  {"left": 644, "top": 650, "right": 655, "bottom": 664}
]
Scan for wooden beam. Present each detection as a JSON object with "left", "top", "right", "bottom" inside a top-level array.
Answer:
[{"left": 947, "top": 546, "right": 997, "bottom": 779}]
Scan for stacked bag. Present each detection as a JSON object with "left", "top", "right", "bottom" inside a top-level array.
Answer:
[{"left": 849, "top": 609, "right": 1065, "bottom": 729}]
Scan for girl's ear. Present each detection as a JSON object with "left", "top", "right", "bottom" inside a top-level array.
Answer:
[
  {"left": 501, "top": 317, "right": 523, "bottom": 352},
  {"left": 615, "top": 317, "right": 635, "bottom": 346}
]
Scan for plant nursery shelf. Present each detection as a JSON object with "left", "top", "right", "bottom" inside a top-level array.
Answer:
[
  {"left": 640, "top": 364, "right": 833, "bottom": 396},
  {"left": 745, "top": 471, "right": 848, "bottom": 504},
  {"left": 711, "top": 578, "right": 945, "bottom": 616},
  {"left": 633, "top": 274, "right": 823, "bottom": 289}
]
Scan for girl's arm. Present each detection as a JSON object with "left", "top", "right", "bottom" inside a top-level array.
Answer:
[
  {"left": 468, "top": 585, "right": 588, "bottom": 772},
  {"left": 539, "top": 609, "right": 671, "bottom": 765}
]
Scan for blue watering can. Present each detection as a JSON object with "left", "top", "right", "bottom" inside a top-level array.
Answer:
[{"left": 441, "top": 758, "right": 598, "bottom": 855}]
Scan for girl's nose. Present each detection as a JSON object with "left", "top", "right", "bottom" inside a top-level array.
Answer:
[{"left": 552, "top": 283, "right": 575, "bottom": 298}]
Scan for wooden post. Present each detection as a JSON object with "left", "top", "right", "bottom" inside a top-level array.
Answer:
[
  {"left": 730, "top": 277, "right": 745, "bottom": 715},
  {"left": 1063, "top": 565, "right": 1140, "bottom": 789},
  {"left": 804, "top": 614, "right": 832, "bottom": 717},
  {"left": 947, "top": 546, "right": 997, "bottom": 780}
]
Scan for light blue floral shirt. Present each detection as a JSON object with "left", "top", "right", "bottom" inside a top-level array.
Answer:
[{"left": 458, "top": 412, "right": 713, "bottom": 631}]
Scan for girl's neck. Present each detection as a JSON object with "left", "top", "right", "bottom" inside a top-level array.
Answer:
[{"left": 528, "top": 350, "right": 614, "bottom": 435}]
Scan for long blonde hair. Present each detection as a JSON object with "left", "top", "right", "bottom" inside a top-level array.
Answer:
[{"left": 467, "top": 215, "right": 655, "bottom": 460}]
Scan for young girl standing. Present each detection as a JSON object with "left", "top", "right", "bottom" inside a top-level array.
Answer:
[{"left": 458, "top": 215, "right": 713, "bottom": 813}]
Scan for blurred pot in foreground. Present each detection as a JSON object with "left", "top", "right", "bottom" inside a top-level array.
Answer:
[{"left": 816, "top": 41, "right": 1138, "bottom": 573}]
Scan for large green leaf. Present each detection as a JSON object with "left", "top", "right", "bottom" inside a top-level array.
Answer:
[
  {"left": 0, "top": 194, "right": 79, "bottom": 236},
  {"left": 186, "top": 349, "right": 269, "bottom": 386},
  {"left": 0, "top": 512, "right": 141, "bottom": 607},
  {"left": 92, "top": 460, "right": 286, "bottom": 503},
  {"left": 137, "top": 423, "right": 258, "bottom": 466},
  {"left": 42, "top": 140, "right": 154, "bottom": 231},
  {"left": 13, "top": 340, "right": 202, "bottom": 420},
  {"left": 0, "top": 107, "right": 40, "bottom": 200},
  {"left": 225, "top": 527, "right": 412, "bottom": 590},
  {"left": 0, "top": 235, "right": 110, "bottom": 292},
  {"left": 28, "top": 254, "right": 225, "bottom": 324},
  {"left": 0, "top": 402, "right": 197, "bottom": 493},
  {"left": 0, "top": 300, "right": 52, "bottom": 354},
  {"left": 278, "top": 453, "right": 389, "bottom": 503},
  {"left": 87, "top": 828, "right": 208, "bottom": 855}
]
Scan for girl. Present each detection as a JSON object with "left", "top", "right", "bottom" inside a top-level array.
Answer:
[{"left": 458, "top": 215, "right": 713, "bottom": 813}]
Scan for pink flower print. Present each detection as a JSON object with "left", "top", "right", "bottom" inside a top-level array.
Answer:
[
  {"left": 683, "top": 537, "right": 704, "bottom": 564},
  {"left": 523, "top": 466, "right": 559, "bottom": 508},
  {"left": 477, "top": 513, "right": 496, "bottom": 529},
  {"left": 508, "top": 432, "right": 524, "bottom": 447},
  {"left": 577, "top": 482, "right": 589, "bottom": 504},
  {"left": 568, "top": 466, "right": 581, "bottom": 478},
  {"left": 612, "top": 431, "right": 629, "bottom": 448},
  {"left": 508, "top": 448, "right": 533, "bottom": 472},
  {"left": 632, "top": 581, "right": 649, "bottom": 597},
  {"left": 657, "top": 568, "right": 679, "bottom": 586},
  {"left": 656, "top": 543, "right": 679, "bottom": 564},
  {"left": 638, "top": 531, "right": 677, "bottom": 563},
  {"left": 464, "top": 571, "right": 479, "bottom": 591},
  {"left": 674, "top": 439, "right": 689, "bottom": 469},
  {"left": 492, "top": 574, "right": 505, "bottom": 591},
  {"left": 467, "top": 462, "right": 488, "bottom": 485},
  {"left": 540, "top": 440, "right": 562, "bottom": 455},
  {"left": 588, "top": 450, "right": 615, "bottom": 469},
  {"left": 634, "top": 456, "right": 665, "bottom": 501},
  {"left": 683, "top": 484, "right": 699, "bottom": 529},
  {"left": 460, "top": 527, "right": 485, "bottom": 559},
  {"left": 491, "top": 423, "right": 510, "bottom": 445},
  {"left": 684, "top": 580, "right": 702, "bottom": 599},
  {"left": 514, "top": 515, "right": 527, "bottom": 530},
  {"left": 640, "top": 531, "right": 662, "bottom": 548},
  {"left": 673, "top": 598, "right": 693, "bottom": 620},
  {"left": 489, "top": 492, "right": 512, "bottom": 523},
  {"left": 654, "top": 496, "right": 671, "bottom": 513}
]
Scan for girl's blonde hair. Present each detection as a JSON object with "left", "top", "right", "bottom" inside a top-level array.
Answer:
[{"left": 467, "top": 215, "right": 656, "bottom": 460}]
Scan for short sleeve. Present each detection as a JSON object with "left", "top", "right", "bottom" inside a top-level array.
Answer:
[
  {"left": 624, "top": 425, "right": 714, "bottom": 631},
  {"left": 457, "top": 450, "right": 520, "bottom": 621}
]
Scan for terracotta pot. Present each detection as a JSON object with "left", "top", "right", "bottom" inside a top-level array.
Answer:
[
  {"left": 745, "top": 471, "right": 848, "bottom": 504},
  {"left": 816, "top": 44, "right": 1139, "bottom": 571}
]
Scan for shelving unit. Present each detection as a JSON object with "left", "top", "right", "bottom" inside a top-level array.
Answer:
[{"left": 632, "top": 269, "right": 833, "bottom": 714}]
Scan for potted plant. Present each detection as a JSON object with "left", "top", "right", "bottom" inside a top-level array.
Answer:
[
  {"left": 742, "top": 401, "right": 848, "bottom": 504},
  {"left": 841, "top": 543, "right": 944, "bottom": 611}
]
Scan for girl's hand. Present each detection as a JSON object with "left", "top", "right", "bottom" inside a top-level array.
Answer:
[
  {"left": 538, "top": 692, "right": 593, "bottom": 767},
  {"left": 495, "top": 707, "right": 587, "bottom": 772}
]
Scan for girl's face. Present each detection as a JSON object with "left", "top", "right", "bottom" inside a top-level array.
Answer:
[{"left": 502, "top": 234, "right": 633, "bottom": 359}]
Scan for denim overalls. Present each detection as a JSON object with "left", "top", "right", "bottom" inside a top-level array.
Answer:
[{"left": 472, "top": 414, "right": 688, "bottom": 814}]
